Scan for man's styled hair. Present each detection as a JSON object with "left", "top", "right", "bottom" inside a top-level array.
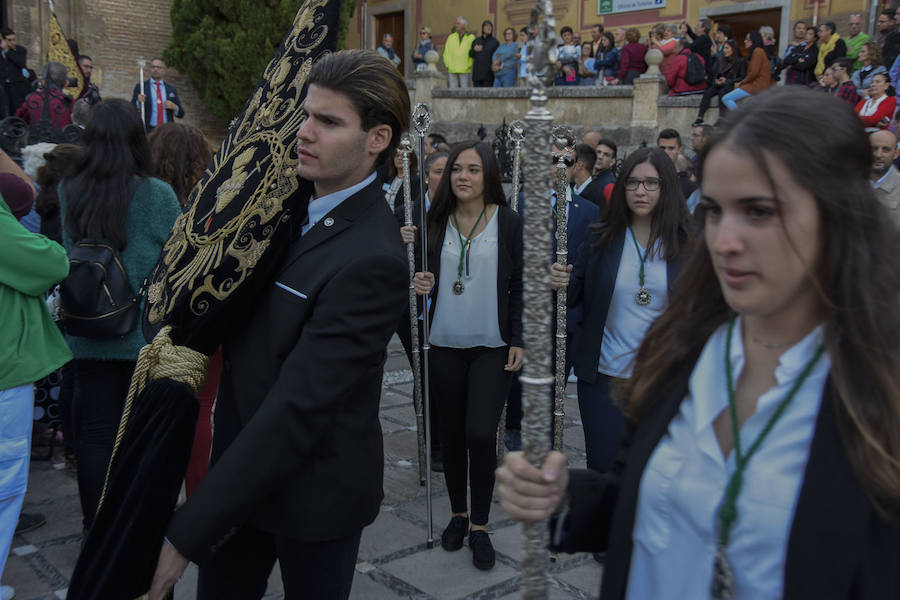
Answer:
[
  {"left": 78, "top": 55, "right": 93, "bottom": 64},
  {"left": 598, "top": 139, "right": 618, "bottom": 157},
  {"left": 0, "top": 28, "right": 14, "bottom": 38},
  {"left": 593, "top": 24, "right": 604, "bottom": 33},
  {"left": 560, "top": 26, "right": 574, "bottom": 36},
  {"left": 307, "top": 50, "right": 410, "bottom": 167},
  {"left": 150, "top": 57, "right": 166, "bottom": 67},
  {"left": 657, "top": 128, "right": 682, "bottom": 147},
  {"left": 382, "top": 33, "right": 393, "bottom": 41},
  {"left": 717, "top": 24, "right": 733, "bottom": 39},
  {"left": 573, "top": 143, "right": 597, "bottom": 170},
  {"left": 698, "top": 18, "right": 712, "bottom": 33},
  {"left": 821, "top": 21, "right": 837, "bottom": 34}
]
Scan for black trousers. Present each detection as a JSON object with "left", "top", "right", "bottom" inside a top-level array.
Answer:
[
  {"left": 197, "top": 525, "right": 362, "bottom": 600},
  {"left": 431, "top": 345, "right": 510, "bottom": 526},
  {"left": 72, "top": 358, "right": 135, "bottom": 530},
  {"left": 396, "top": 316, "right": 440, "bottom": 452},
  {"left": 697, "top": 82, "right": 734, "bottom": 121}
]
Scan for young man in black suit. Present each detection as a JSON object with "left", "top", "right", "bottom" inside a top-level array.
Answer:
[
  {"left": 131, "top": 58, "right": 185, "bottom": 132},
  {"left": 148, "top": 50, "right": 411, "bottom": 600},
  {"left": 570, "top": 143, "right": 605, "bottom": 210}
]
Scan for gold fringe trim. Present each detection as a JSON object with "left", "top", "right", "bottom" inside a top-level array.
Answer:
[{"left": 97, "top": 326, "right": 210, "bottom": 511}]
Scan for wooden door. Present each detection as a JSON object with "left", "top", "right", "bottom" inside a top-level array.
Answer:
[
  {"left": 376, "top": 12, "right": 405, "bottom": 73},
  {"left": 714, "top": 8, "right": 782, "bottom": 58}
]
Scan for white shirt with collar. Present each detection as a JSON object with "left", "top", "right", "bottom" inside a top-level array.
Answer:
[
  {"left": 573, "top": 177, "right": 592, "bottom": 197},
  {"left": 626, "top": 318, "right": 830, "bottom": 600},
  {"left": 302, "top": 172, "right": 376, "bottom": 236}
]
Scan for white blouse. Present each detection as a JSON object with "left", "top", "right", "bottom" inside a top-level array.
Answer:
[
  {"left": 429, "top": 208, "right": 504, "bottom": 349},
  {"left": 596, "top": 229, "right": 668, "bottom": 378},
  {"left": 626, "top": 318, "right": 830, "bottom": 600}
]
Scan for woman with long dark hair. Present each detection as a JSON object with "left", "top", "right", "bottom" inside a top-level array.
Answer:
[
  {"left": 59, "top": 98, "right": 181, "bottom": 530},
  {"left": 594, "top": 31, "right": 619, "bottom": 84},
  {"left": 721, "top": 31, "right": 773, "bottom": 110},
  {"left": 499, "top": 86, "right": 900, "bottom": 599},
  {"left": 694, "top": 39, "right": 746, "bottom": 125},
  {"left": 412, "top": 141, "right": 523, "bottom": 571},
  {"left": 551, "top": 147, "right": 691, "bottom": 473}
]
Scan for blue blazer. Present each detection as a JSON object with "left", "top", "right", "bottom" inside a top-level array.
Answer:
[
  {"left": 568, "top": 230, "right": 683, "bottom": 384},
  {"left": 515, "top": 190, "right": 601, "bottom": 332},
  {"left": 131, "top": 79, "right": 185, "bottom": 132}
]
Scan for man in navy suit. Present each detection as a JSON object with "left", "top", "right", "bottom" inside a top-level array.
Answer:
[
  {"left": 570, "top": 143, "right": 606, "bottom": 209},
  {"left": 131, "top": 58, "right": 185, "bottom": 132},
  {"left": 592, "top": 139, "right": 618, "bottom": 190}
]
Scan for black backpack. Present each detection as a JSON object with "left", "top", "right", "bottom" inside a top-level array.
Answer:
[
  {"left": 684, "top": 52, "right": 706, "bottom": 85},
  {"left": 60, "top": 240, "right": 143, "bottom": 338}
]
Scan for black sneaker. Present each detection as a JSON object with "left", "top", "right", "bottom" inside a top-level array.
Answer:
[
  {"left": 441, "top": 516, "right": 468, "bottom": 551},
  {"left": 469, "top": 529, "right": 495, "bottom": 570},
  {"left": 15, "top": 512, "right": 46, "bottom": 535},
  {"left": 692, "top": 118, "right": 705, "bottom": 127}
]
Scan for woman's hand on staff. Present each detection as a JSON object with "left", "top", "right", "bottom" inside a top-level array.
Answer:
[
  {"left": 505, "top": 346, "right": 524, "bottom": 371},
  {"left": 400, "top": 225, "right": 417, "bottom": 244},
  {"left": 550, "top": 262, "right": 573, "bottom": 290},
  {"left": 412, "top": 271, "right": 434, "bottom": 295},
  {"left": 497, "top": 451, "right": 569, "bottom": 521}
]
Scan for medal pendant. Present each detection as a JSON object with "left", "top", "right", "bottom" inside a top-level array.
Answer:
[
  {"left": 453, "top": 279, "right": 465, "bottom": 295},
  {"left": 635, "top": 288, "right": 652, "bottom": 306},
  {"left": 711, "top": 546, "right": 735, "bottom": 600}
]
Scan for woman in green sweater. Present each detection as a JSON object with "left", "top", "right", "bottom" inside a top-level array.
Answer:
[
  {"left": 0, "top": 196, "right": 71, "bottom": 594},
  {"left": 59, "top": 98, "right": 181, "bottom": 530}
]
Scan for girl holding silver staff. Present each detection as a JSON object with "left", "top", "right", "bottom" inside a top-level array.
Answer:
[
  {"left": 499, "top": 87, "right": 900, "bottom": 599},
  {"left": 552, "top": 147, "right": 691, "bottom": 474},
  {"left": 412, "top": 141, "right": 523, "bottom": 570}
]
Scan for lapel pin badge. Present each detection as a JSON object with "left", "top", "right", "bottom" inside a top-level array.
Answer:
[{"left": 323, "top": 217, "right": 334, "bottom": 227}]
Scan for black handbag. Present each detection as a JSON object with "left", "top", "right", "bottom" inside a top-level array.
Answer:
[{"left": 60, "top": 239, "right": 144, "bottom": 338}]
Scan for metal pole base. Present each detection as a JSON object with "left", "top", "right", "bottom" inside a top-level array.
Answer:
[{"left": 427, "top": 538, "right": 435, "bottom": 549}]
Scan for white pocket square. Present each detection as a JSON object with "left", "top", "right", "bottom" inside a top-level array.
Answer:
[{"left": 275, "top": 281, "right": 307, "bottom": 299}]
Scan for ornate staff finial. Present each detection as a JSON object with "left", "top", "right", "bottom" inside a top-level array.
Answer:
[{"left": 412, "top": 103, "right": 432, "bottom": 136}]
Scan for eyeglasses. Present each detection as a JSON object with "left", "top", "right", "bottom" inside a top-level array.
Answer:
[
  {"left": 552, "top": 154, "right": 575, "bottom": 167},
  {"left": 624, "top": 177, "right": 661, "bottom": 191}
]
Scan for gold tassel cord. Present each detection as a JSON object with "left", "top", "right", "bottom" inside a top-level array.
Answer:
[{"left": 97, "top": 326, "right": 210, "bottom": 511}]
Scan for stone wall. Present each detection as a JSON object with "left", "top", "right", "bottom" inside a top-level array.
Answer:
[
  {"left": 8, "top": 0, "right": 227, "bottom": 144},
  {"left": 410, "top": 72, "right": 718, "bottom": 156}
]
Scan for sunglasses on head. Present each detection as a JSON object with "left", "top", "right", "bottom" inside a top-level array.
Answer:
[{"left": 552, "top": 154, "right": 575, "bottom": 167}]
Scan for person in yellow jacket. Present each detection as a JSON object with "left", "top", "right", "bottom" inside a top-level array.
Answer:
[{"left": 443, "top": 16, "right": 476, "bottom": 88}]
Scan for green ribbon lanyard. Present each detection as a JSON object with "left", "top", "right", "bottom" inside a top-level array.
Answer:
[
  {"left": 452, "top": 205, "right": 487, "bottom": 281},
  {"left": 627, "top": 226, "right": 648, "bottom": 290},
  {"left": 717, "top": 316, "right": 826, "bottom": 549}
]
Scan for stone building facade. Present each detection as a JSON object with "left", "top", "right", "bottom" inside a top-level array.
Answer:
[{"left": 3, "top": 0, "right": 225, "bottom": 141}]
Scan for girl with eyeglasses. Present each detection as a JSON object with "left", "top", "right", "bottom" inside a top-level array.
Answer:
[
  {"left": 499, "top": 85, "right": 900, "bottom": 600},
  {"left": 549, "top": 147, "right": 691, "bottom": 473}
]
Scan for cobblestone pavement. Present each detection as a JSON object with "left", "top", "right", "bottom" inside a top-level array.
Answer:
[{"left": 4, "top": 337, "right": 601, "bottom": 599}]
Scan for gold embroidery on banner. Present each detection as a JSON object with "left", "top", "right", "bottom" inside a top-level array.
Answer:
[{"left": 146, "top": 0, "right": 330, "bottom": 324}]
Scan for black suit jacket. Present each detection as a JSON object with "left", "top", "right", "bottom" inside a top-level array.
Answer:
[
  {"left": 554, "top": 374, "right": 900, "bottom": 599},
  {"left": 568, "top": 230, "right": 683, "bottom": 384},
  {"left": 425, "top": 205, "right": 523, "bottom": 347},
  {"left": 165, "top": 178, "right": 409, "bottom": 563},
  {"left": 131, "top": 79, "right": 185, "bottom": 132}
]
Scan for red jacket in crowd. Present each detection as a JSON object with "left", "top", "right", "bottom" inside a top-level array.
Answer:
[
  {"left": 666, "top": 49, "right": 707, "bottom": 95},
  {"left": 15, "top": 86, "right": 73, "bottom": 130}
]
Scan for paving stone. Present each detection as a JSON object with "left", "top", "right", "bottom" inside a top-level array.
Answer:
[
  {"left": 556, "top": 561, "right": 604, "bottom": 596},
  {"left": 2, "top": 553, "right": 53, "bottom": 599},
  {"left": 380, "top": 543, "right": 517, "bottom": 600},
  {"left": 358, "top": 511, "right": 431, "bottom": 562},
  {"left": 497, "top": 583, "right": 584, "bottom": 599},
  {"left": 349, "top": 570, "right": 410, "bottom": 599}
]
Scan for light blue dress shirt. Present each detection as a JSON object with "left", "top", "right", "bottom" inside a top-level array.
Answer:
[{"left": 302, "top": 171, "right": 376, "bottom": 236}]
